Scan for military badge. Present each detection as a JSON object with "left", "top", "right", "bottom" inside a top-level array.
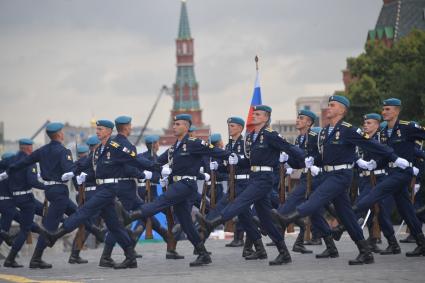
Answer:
[
  {"left": 397, "top": 129, "right": 401, "bottom": 137},
  {"left": 107, "top": 151, "right": 111, "bottom": 160},
  {"left": 335, "top": 131, "right": 340, "bottom": 140}
]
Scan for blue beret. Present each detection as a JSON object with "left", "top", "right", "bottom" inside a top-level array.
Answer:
[
  {"left": 253, "top": 105, "right": 272, "bottom": 113},
  {"left": 115, "top": 115, "right": 132, "bottom": 125},
  {"left": 174, "top": 114, "right": 192, "bottom": 125},
  {"left": 298, "top": 109, "right": 317, "bottom": 122},
  {"left": 189, "top": 125, "right": 197, "bottom": 132},
  {"left": 364, "top": 113, "right": 381, "bottom": 121},
  {"left": 380, "top": 121, "right": 388, "bottom": 129},
  {"left": 77, "top": 145, "right": 89, "bottom": 154},
  {"left": 329, "top": 95, "right": 350, "bottom": 108},
  {"left": 210, "top": 133, "right": 222, "bottom": 144},
  {"left": 1, "top": 151, "right": 15, "bottom": 160},
  {"left": 145, "top": 135, "right": 160, "bottom": 144},
  {"left": 86, "top": 135, "right": 100, "bottom": 146},
  {"left": 96, "top": 120, "right": 114, "bottom": 129},
  {"left": 18, "top": 138, "right": 34, "bottom": 145},
  {"left": 311, "top": 127, "right": 322, "bottom": 134},
  {"left": 227, "top": 117, "right": 245, "bottom": 127},
  {"left": 383, "top": 98, "right": 401, "bottom": 106},
  {"left": 46, "top": 122, "right": 64, "bottom": 133}
]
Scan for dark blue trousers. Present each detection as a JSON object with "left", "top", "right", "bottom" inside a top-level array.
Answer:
[
  {"left": 297, "top": 169, "right": 364, "bottom": 242},
  {"left": 356, "top": 168, "right": 423, "bottom": 237},
  {"left": 356, "top": 174, "right": 395, "bottom": 238},
  {"left": 0, "top": 199, "right": 17, "bottom": 246},
  {"left": 220, "top": 172, "right": 284, "bottom": 244},
  {"left": 11, "top": 195, "right": 35, "bottom": 251},
  {"left": 278, "top": 174, "right": 332, "bottom": 238},
  {"left": 207, "top": 179, "right": 261, "bottom": 241},
  {"left": 140, "top": 179, "right": 202, "bottom": 246},
  {"left": 63, "top": 183, "right": 132, "bottom": 249}
]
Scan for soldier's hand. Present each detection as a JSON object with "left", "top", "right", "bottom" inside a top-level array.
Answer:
[
  {"left": 159, "top": 177, "right": 169, "bottom": 187},
  {"left": 394, "top": 157, "right": 409, "bottom": 169},
  {"left": 229, "top": 153, "right": 238, "bottom": 165},
  {"left": 61, "top": 171, "right": 74, "bottom": 181},
  {"left": 304, "top": 156, "right": 314, "bottom": 168},
  {"left": 413, "top": 166, "right": 419, "bottom": 176},
  {"left": 0, "top": 172, "right": 8, "bottom": 181},
  {"left": 367, "top": 160, "right": 377, "bottom": 171},
  {"left": 279, "top": 152, "right": 289, "bottom": 163},
  {"left": 143, "top": 170, "right": 153, "bottom": 180},
  {"left": 210, "top": 161, "right": 219, "bottom": 171},
  {"left": 76, "top": 172, "right": 87, "bottom": 185},
  {"left": 356, "top": 159, "right": 369, "bottom": 170},
  {"left": 310, "top": 165, "right": 320, "bottom": 176},
  {"left": 161, "top": 165, "right": 172, "bottom": 178},
  {"left": 285, "top": 167, "right": 293, "bottom": 175}
]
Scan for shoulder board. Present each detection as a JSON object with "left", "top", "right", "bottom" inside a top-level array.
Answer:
[
  {"left": 415, "top": 140, "right": 423, "bottom": 146},
  {"left": 188, "top": 137, "right": 197, "bottom": 141},
  {"left": 399, "top": 120, "right": 409, "bottom": 125},
  {"left": 341, "top": 122, "right": 352, "bottom": 128},
  {"left": 308, "top": 131, "right": 317, "bottom": 136},
  {"left": 356, "top": 128, "right": 369, "bottom": 139},
  {"left": 110, "top": 141, "right": 120, "bottom": 148},
  {"left": 264, "top": 127, "right": 273, "bottom": 133}
]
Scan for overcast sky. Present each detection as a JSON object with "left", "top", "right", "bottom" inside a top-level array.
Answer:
[{"left": 0, "top": 0, "right": 383, "bottom": 142}]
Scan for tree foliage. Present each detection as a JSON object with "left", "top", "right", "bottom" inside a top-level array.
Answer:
[{"left": 345, "top": 30, "right": 425, "bottom": 126}]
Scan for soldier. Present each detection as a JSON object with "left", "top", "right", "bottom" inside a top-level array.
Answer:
[
  {"left": 199, "top": 105, "right": 305, "bottom": 266},
  {"left": 271, "top": 95, "right": 407, "bottom": 265},
  {"left": 274, "top": 110, "right": 335, "bottom": 257},
  {"left": 40, "top": 119, "right": 156, "bottom": 269},
  {"left": 127, "top": 114, "right": 230, "bottom": 267},
  {"left": 0, "top": 152, "right": 17, "bottom": 248},
  {"left": 353, "top": 98, "right": 425, "bottom": 257}
]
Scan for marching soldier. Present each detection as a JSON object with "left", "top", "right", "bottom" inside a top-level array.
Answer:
[
  {"left": 272, "top": 95, "right": 407, "bottom": 265},
  {"left": 199, "top": 105, "right": 305, "bottom": 266},
  {"left": 354, "top": 98, "right": 425, "bottom": 257},
  {"left": 0, "top": 152, "right": 17, "bottom": 248}
]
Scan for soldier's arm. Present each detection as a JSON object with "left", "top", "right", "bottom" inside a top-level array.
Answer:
[
  {"left": 26, "top": 165, "right": 46, "bottom": 190},
  {"left": 8, "top": 149, "right": 41, "bottom": 173},
  {"left": 60, "top": 149, "right": 75, "bottom": 173},
  {"left": 266, "top": 131, "right": 305, "bottom": 169},
  {"left": 109, "top": 140, "right": 156, "bottom": 170},
  {"left": 157, "top": 149, "right": 169, "bottom": 166},
  {"left": 189, "top": 138, "right": 231, "bottom": 159},
  {"left": 407, "top": 121, "right": 425, "bottom": 141}
]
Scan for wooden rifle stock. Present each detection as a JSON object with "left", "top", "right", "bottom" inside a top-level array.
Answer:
[
  {"left": 278, "top": 163, "right": 286, "bottom": 204},
  {"left": 210, "top": 170, "right": 217, "bottom": 209},
  {"left": 75, "top": 183, "right": 86, "bottom": 250},
  {"left": 304, "top": 169, "right": 313, "bottom": 241},
  {"left": 370, "top": 172, "right": 381, "bottom": 239},
  {"left": 162, "top": 185, "right": 177, "bottom": 251},
  {"left": 145, "top": 180, "right": 153, "bottom": 239}
]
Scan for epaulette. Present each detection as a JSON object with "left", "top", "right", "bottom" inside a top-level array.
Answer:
[
  {"left": 308, "top": 131, "right": 317, "bottom": 136},
  {"left": 399, "top": 120, "right": 409, "bottom": 125},
  {"left": 264, "top": 127, "right": 273, "bottom": 133},
  {"left": 188, "top": 137, "right": 197, "bottom": 141},
  {"left": 110, "top": 141, "right": 120, "bottom": 148},
  {"left": 122, "top": 146, "right": 136, "bottom": 157},
  {"left": 415, "top": 140, "right": 423, "bottom": 146},
  {"left": 356, "top": 128, "right": 369, "bottom": 139},
  {"left": 341, "top": 122, "right": 352, "bottom": 128}
]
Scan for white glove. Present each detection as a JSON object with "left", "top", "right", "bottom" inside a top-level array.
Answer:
[
  {"left": 413, "top": 166, "right": 419, "bottom": 176},
  {"left": 229, "top": 153, "right": 238, "bottom": 165},
  {"left": 76, "top": 172, "right": 87, "bottom": 185},
  {"left": 394, "top": 157, "right": 409, "bottom": 169},
  {"left": 279, "top": 152, "right": 289, "bottom": 163},
  {"left": 204, "top": 173, "right": 211, "bottom": 182},
  {"left": 161, "top": 165, "right": 172, "bottom": 178},
  {"left": 414, "top": 184, "right": 420, "bottom": 194},
  {"left": 159, "top": 177, "right": 168, "bottom": 187},
  {"left": 210, "top": 161, "right": 219, "bottom": 171},
  {"left": 143, "top": 170, "right": 153, "bottom": 180},
  {"left": 367, "top": 160, "right": 377, "bottom": 171},
  {"left": 356, "top": 159, "right": 369, "bottom": 170},
  {"left": 310, "top": 165, "right": 320, "bottom": 176},
  {"left": 304, "top": 156, "right": 314, "bottom": 168},
  {"left": 0, "top": 172, "right": 8, "bottom": 181},
  {"left": 61, "top": 172, "right": 74, "bottom": 181},
  {"left": 285, "top": 167, "right": 293, "bottom": 175}
]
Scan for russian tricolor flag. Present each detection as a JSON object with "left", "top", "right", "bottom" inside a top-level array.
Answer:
[{"left": 245, "top": 68, "right": 262, "bottom": 132}]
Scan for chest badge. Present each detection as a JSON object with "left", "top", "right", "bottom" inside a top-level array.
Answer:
[
  {"left": 397, "top": 129, "right": 401, "bottom": 137},
  {"left": 106, "top": 151, "right": 111, "bottom": 160},
  {"left": 237, "top": 144, "right": 241, "bottom": 153},
  {"left": 260, "top": 135, "right": 264, "bottom": 144},
  {"left": 335, "top": 131, "right": 340, "bottom": 140},
  {"left": 182, "top": 143, "right": 187, "bottom": 152}
]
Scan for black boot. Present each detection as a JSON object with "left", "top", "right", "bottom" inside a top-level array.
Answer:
[
  {"left": 114, "top": 246, "right": 137, "bottom": 269},
  {"left": 29, "top": 248, "right": 52, "bottom": 269},
  {"left": 266, "top": 241, "right": 276, "bottom": 246},
  {"left": 91, "top": 226, "right": 106, "bottom": 243},
  {"left": 189, "top": 243, "right": 212, "bottom": 267},
  {"left": 245, "top": 238, "right": 267, "bottom": 260},
  {"left": 68, "top": 249, "right": 88, "bottom": 264},
  {"left": 99, "top": 244, "right": 115, "bottom": 268},
  {"left": 126, "top": 209, "right": 143, "bottom": 225},
  {"left": 304, "top": 237, "right": 322, "bottom": 245},
  {"left": 40, "top": 225, "right": 67, "bottom": 248},
  {"left": 349, "top": 240, "right": 374, "bottom": 265},
  {"left": 4, "top": 249, "right": 23, "bottom": 268},
  {"left": 316, "top": 236, "right": 339, "bottom": 258},
  {"left": 406, "top": 233, "right": 425, "bottom": 257},
  {"left": 269, "top": 241, "right": 292, "bottom": 265},
  {"left": 380, "top": 235, "right": 401, "bottom": 255},
  {"left": 399, "top": 234, "right": 416, "bottom": 243},
  {"left": 292, "top": 231, "right": 312, "bottom": 254},
  {"left": 196, "top": 214, "right": 224, "bottom": 236},
  {"left": 270, "top": 209, "right": 301, "bottom": 228},
  {"left": 242, "top": 237, "right": 255, "bottom": 257},
  {"left": 166, "top": 249, "right": 185, "bottom": 259},
  {"left": 225, "top": 230, "right": 244, "bottom": 247},
  {"left": 0, "top": 230, "right": 15, "bottom": 246},
  {"left": 252, "top": 216, "right": 268, "bottom": 236},
  {"left": 331, "top": 224, "right": 345, "bottom": 241},
  {"left": 368, "top": 237, "right": 383, "bottom": 254}
]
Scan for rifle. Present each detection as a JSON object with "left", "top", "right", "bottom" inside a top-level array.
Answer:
[
  {"left": 278, "top": 162, "right": 286, "bottom": 204},
  {"left": 405, "top": 175, "right": 417, "bottom": 234},
  {"left": 370, "top": 172, "right": 381, "bottom": 239},
  {"left": 210, "top": 167, "right": 217, "bottom": 209},
  {"left": 304, "top": 169, "right": 313, "bottom": 241},
  {"left": 199, "top": 180, "right": 209, "bottom": 239},
  {"left": 286, "top": 170, "right": 295, "bottom": 233},
  {"left": 225, "top": 137, "right": 236, "bottom": 232},
  {"left": 144, "top": 179, "right": 153, "bottom": 239},
  {"left": 74, "top": 181, "right": 86, "bottom": 249},
  {"left": 162, "top": 185, "right": 177, "bottom": 252}
]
